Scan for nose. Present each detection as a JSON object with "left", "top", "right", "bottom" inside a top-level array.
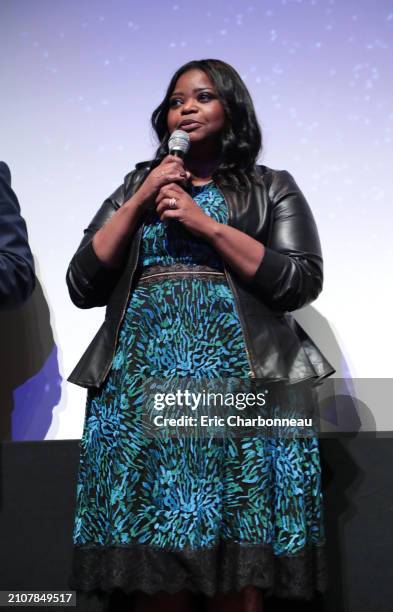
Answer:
[{"left": 181, "top": 98, "right": 198, "bottom": 114}]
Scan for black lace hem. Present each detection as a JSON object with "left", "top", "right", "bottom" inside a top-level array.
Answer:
[{"left": 68, "top": 539, "right": 328, "bottom": 601}]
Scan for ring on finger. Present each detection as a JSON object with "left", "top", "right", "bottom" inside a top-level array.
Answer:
[{"left": 168, "top": 197, "right": 177, "bottom": 209}]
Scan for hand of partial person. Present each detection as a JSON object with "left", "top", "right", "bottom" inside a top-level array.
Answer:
[
  {"left": 136, "top": 155, "right": 191, "bottom": 208},
  {"left": 155, "top": 182, "right": 217, "bottom": 238}
]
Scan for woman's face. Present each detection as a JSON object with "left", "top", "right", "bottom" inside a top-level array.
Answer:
[{"left": 166, "top": 69, "right": 226, "bottom": 149}]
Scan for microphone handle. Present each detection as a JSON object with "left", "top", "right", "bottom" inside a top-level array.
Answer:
[
  {"left": 169, "top": 149, "right": 185, "bottom": 159},
  {"left": 169, "top": 149, "right": 192, "bottom": 194}
]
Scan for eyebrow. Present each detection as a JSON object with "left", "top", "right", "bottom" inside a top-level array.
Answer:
[{"left": 170, "top": 87, "right": 214, "bottom": 96}]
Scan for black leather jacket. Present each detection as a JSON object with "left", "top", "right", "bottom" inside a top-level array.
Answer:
[{"left": 66, "top": 162, "right": 335, "bottom": 389}]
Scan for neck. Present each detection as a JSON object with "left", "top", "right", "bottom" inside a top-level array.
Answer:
[{"left": 184, "top": 153, "right": 221, "bottom": 181}]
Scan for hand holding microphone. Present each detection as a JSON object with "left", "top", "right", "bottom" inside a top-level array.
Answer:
[
  {"left": 137, "top": 130, "right": 191, "bottom": 208},
  {"left": 91, "top": 131, "right": 193, "bottom": 267},
  {"left": 153, "top": 131, "right": 218, "bottom": 239}
]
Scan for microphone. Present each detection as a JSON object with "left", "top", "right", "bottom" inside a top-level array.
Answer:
[
  {"left": 168, "top": 129, "right": 192, "bottom": 195},
  {"left": 168, "top": 129, "right": 190, "bottom": 158}
]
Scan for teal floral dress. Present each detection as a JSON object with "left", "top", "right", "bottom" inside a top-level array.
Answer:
[{"left": 69, "top": 182, "right": 328, "bottom": 601}]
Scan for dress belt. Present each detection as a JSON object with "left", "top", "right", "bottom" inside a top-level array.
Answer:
[{"left": 137, "top": 263, "right": 226, "bottom": 283}]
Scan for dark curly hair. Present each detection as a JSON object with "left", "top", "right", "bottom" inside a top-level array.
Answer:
[{"left": 150, "top": 59, "right": 263, "bottom": 191}]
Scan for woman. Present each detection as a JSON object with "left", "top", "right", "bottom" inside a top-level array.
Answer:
[{"left": 67, "top": 59, "right": 335, "bottom": 611}]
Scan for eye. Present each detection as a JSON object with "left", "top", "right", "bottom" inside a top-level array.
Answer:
[
  {"left": 198, "top": 92, "right": 214, "bottom": 101},
  {"left": 169, "top": 98, "right": 181, "bottom": 108},
  {"left": 168, "top": 92, "right": 215, "bottom": 108}
]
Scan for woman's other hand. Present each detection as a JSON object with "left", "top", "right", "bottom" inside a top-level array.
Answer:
[
  {"left": 136, "top": 155, "right": 190, "bottom": 208},
  {"left": 155, "top": 182, "right": 218, "bottom": 239}
]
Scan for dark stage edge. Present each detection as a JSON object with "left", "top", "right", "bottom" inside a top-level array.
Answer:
[{"left": 0, "top": 437, "right": 392, "bottom": 612}]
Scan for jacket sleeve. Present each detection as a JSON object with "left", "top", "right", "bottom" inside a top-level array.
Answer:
[
  {"left": 0, "top": 161, "right": 35, "bottom": 310},
  {"left": 249, "top": 170, "right": 323, "bottom": 313},
  {"left": 66, "top": 179, "right": 130, "bottom": 309}
]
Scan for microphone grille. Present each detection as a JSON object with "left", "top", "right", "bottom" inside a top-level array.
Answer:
[{"left": 168, "top": 129, "right": 190, "bottom": 155}]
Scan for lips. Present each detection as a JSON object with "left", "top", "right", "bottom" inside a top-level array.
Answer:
[{"left": 178, "top": 121, "right": 201, "bottom": 130}]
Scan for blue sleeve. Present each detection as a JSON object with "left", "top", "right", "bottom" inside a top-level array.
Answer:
[{"left": 0, "top": 162, "right": 35, "bottom": 309}]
